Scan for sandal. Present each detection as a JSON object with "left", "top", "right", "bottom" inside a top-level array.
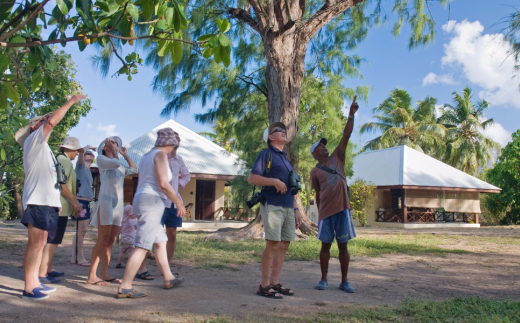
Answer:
[
  {"left": 272, "top": 283, "right": 294, "bottom": 296},
  {"left": 256, "top": 285, "right": 283, "bottom": 299},
  {"left": 115, "top": 264, "right": 125, "bottom": 269},
  {"left": 86, "top": 280, "right": 110, "bottom": 286},
  {"left": 116, "top": 288, "right": 147, "bottom": 299},
  {"left": 164, "top": 276, "right": 185, "bottom": 289},
  {"left": 135, "top": 271, "right": 155, "bottom": 280},
  {"left": 104, "top": 278, "right": 122, "bottom": 283}
]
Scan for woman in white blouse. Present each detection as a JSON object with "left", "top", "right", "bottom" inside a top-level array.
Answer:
[
  {"left": 117, "top": 128, "right": 185, "bottom": 298},
  {"left": 87, "top": 136, "right": 138, "bottom": 286}
]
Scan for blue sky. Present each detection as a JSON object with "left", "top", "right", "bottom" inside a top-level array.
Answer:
[{"left": 64, "top": 0, "right": 520, "bottom": 152}]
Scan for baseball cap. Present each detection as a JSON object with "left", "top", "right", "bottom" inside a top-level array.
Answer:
[{"left": 310, "top": 138, "right": 327, "bottom": 154}]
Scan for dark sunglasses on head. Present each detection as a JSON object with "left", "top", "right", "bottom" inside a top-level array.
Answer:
[{"left": 270, "top": 127, "right": 285, "bottom": 135}]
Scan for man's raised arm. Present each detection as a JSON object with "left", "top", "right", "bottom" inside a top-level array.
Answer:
[
  {"left": 338, "top": 96, "right": 359, "bottom": 156},
  {"left": 43, "top": 94, "right": 86, "bottom": 138}
]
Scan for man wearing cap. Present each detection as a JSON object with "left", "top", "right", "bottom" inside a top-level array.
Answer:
[
  {"left": 16, "top": 94, "right": 86, "bottom": 300},
  {"left": 38, "top": 137, "right": 85, "bottom": 284},
  {"left": 310, "top": 98, "right": 359, "bottom": 293},
  {"left": 248, "top": 122, "right": 302, "bottom": 299}
]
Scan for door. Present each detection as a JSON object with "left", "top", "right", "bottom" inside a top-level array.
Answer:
[{"left": 195, "top": 180, "right": 216, "bottom": 220}]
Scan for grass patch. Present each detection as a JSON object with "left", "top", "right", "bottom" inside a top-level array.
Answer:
[
  {"left": 174, "top": 232, "right": 470, "bottom": 270},
  {"left": 193, "top": 297, "right": 520, "bottom": 322}
]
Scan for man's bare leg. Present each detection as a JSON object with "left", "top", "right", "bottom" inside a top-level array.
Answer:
[
  {"left": 338, "top": 242, "right": 350, "bottom": 283},
  {"left": 39, "top": 244, "right": 58, "bottom": 278},
  {"left": 165, "top": 227, "right": 177, "bottom": 264},
  {"left": 319, "top": 242, "right": 332, "bottom": 282},
  {"left": 24, "top": 225, "right": 48, "bottom": 292},
  {"left": 71, "top": 220, "right": 89, "bottom": 264}
]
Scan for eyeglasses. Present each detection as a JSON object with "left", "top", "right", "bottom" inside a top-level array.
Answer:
[{"left": 270, "top": 127, "right": 285, "bottom": 135}]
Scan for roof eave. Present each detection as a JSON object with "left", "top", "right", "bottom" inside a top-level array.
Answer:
[{"left": 375, "top": 185, "right": 501, "bottom": 193}]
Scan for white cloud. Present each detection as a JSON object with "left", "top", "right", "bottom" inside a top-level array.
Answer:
[
  {"left": 483, "top": 122, "right": 512, "bottom": 147},
  {"left": 440, "top": 20, "right": 520, "bottom": 109},
  {"left": 87, "top": 122, "right": 92, "bottom": 129},
  {"left": 97, "top": 123, "right": 119, "bottom": 137},
  {"left": 422, "top": 72, "right": 458, "bottom": 86},
  {"left": 442, "top": 20, "right": 457, "bottom": 33}
]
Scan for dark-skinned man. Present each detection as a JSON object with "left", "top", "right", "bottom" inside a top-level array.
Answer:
[{"left": 310, "top": 97, "right": 359, "bottom": 293}]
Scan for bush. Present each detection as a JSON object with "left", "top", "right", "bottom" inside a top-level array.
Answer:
[
  {"left": 485, "top": 130, "right": 520, "bottom": 225},
  {"left": 349, "top": 179, "right": 375, "bottom": 226}
]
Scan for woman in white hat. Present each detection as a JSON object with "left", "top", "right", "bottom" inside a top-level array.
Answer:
[
  {"left": 117, "top": 128, "right": 186, "bottom": 298},
  {"left": 87, "top": 136, "right": 138, "bottom": 286}
]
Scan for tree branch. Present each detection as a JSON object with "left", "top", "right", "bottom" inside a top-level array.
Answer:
[
  {"left": 0, "top": 0, "right": 50, "bottom": 42},
  {"left": 5, "top": 50, "right": 22, "bottom": 79},
  {"left": 248, "top": 0, "right": 268, "bottom": 31},
  {"left": 0, "top": 1, "right": 42, "bottom": 36},
  {"left": 0, "top": 31, "right": 200, "bottom": 48},
  {"left": 227, "top": 7, "right": 260, "bottom": 33},
  {"left": 236, "top": 75, "right": 267, "bottom": 97},
  {"left": 108, "top": 37, "right": 128, "bottom": 68},
  {"left": 300, "top": 0, "right": 365, "bottom": 40}
]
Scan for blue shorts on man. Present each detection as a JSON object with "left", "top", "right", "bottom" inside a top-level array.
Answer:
[
  {"left": 161, "top": 207, "right": 182, "bottom": 228},
  {"left": 317, "top": 209, "right": 356, "bottom": 244}
]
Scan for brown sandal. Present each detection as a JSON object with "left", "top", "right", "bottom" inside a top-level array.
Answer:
[
  {"left": 271, "top": 283, "right": 294, "bottom": 296},
  {"left": 256, "top": 285, "right": 283, "bottom": 299}
]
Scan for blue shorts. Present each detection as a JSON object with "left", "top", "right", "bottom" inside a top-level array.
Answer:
[
  {"left": 70, "top": 199, "right": 91, "bottom": 221},
  {"left": 161, "top": 207, "right": 182, "bottom": 228},
  {"left": 47, "top": 216, "right": 68, "bottom": 244},
  {"left": 317, "top": 209, "right": 356, "bottom": 244},
  {"left": 21, "top": 205, "right": 59, "bottom": 231}
]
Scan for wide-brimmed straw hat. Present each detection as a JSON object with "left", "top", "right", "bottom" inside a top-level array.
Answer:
[
  {"left": 59, "top": 137, "right": 84, "bottom": 153},
  {"left": 155, "top": 128, "right": 178, "bottom": 147},
  {"left": 14, "top": 113, "right": 52, "bottom": 146}
]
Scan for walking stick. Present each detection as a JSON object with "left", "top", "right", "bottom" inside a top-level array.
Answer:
[{"left": 75, "top": 216, "right": 79, "bottom": 264}]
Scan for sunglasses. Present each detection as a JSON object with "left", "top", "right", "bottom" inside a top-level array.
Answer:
[{"left": 270, "top": 127, "right": 285, "bottom": 135}]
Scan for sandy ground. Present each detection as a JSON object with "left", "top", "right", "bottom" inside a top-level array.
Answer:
[{"left": 0, "top": 223, "right": 519, "bottom": 322}]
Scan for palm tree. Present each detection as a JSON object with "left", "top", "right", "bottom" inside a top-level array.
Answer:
[
  {"left": 438, "top": 86, "right": 501, "bottom": 175},
  {"left": 360, "top": 88, "right": 446, "bottom": 155}
]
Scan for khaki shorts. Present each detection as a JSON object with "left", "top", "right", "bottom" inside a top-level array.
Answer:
[{"left": 260, "top": 203, "right": 295, "bottom": 242}]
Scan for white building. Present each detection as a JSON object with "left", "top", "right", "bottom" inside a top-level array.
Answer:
[
  {"left": 120, "top": 120, "right": 246, "bottom": 227},
  {"left": 351, "top": 145, "right": 501, "bottom": 228}
]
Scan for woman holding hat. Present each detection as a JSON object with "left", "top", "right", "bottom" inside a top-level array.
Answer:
[
  {"left": 117, "top": 128, "right": 186, "bottom": 298},
  {"left": 38, "top": 137, "right": 85, "bottom": 284},
  {"left": 87, "top": 136, "right": 138, "bottom": 286}
]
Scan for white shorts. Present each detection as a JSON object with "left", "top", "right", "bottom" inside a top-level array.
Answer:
[{"left": 132, "top": 193, "right": 168, "bottom": 250}]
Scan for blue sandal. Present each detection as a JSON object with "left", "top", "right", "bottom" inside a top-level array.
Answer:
[{"left": 315, "top": 280, "right": 329, "bottom": 290}]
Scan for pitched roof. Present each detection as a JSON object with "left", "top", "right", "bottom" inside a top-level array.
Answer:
[
  {"left": 120, "top": 120, "right": 245, "bottom": 176},
  {"left": 351, "top": 145, "right": 500, "bottom": 192}
]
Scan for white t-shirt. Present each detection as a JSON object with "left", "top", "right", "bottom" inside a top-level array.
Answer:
[{"left": 22, "top": 126, "right": 61, "bottom": 210}]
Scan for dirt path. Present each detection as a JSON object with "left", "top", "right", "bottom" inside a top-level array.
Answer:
[{"left": 0, "top": 223, "right": 519, "bottom": 322}]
